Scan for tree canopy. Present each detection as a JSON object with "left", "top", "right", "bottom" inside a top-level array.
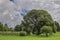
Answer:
[{"left": 20, "top": 9, "right": 56, "bottom": 35}]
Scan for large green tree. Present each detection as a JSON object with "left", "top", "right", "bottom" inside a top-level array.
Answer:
[{"left": 20, "top": 9, "right": 57, "bottom": 35}]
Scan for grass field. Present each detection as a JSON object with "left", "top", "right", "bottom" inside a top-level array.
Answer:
[{"left": 0, "top": 32, "right": 60, "bottom": 40}]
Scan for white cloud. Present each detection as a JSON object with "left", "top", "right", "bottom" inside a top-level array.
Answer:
[
  {"left": 54, "top": 4, "right": 60, "bottom": 8},
  {"left": 3, "top": 10, "right": 8, "bottom": 16}
]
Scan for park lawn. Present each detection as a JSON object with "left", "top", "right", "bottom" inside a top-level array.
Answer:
[{"left": 0, "top": 32, "right": 60, "bottom": 40}]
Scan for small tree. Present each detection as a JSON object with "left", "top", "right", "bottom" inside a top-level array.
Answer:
[
  {"left": 54, "top": 21, "right": 60, "bottom": 31},
  {"left": 0, "top": 22, "right": 3, "bottom": 31},
  {"left": 41, "top": 26, "right": 52, "bottom": 37},
  {"left": 52, "top": 23, "right": 57, "bottom": 33},
  {"left": 3, "top": 24, "right": 9, "bottom": 31}
]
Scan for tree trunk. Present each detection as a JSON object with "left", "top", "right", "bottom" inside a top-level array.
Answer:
[
  {"left": 46, "top": 33, "right": 48, "bottom": 37},
  {"left": 36, "top": 28, "right": 40, "bottom": 35}
]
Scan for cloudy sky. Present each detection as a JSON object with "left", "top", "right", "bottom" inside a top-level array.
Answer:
[{"left": 0, "top": 0, "right": 60, "bottom": 27}]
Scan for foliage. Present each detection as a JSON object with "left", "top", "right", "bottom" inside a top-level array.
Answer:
[
  {"left": 14, "top": 25, "right": 22, "bottom": 31},
  {"left": 19, "top": 31, "right": 27, "bottom": 36},
  {"left": 20, "top": 21, "right": 33, "bottom": 35},
  {"left": 3, "top": 24, "right": 9, "bottom": 31},
  {"left": 54, "top": 21, "right": 60, "bottom": 31},
  {"left": 20, "top": 9, "right": 55, "bottom": 35},
  {"left": 9, "top": 27, "right": 14, "bottom": 32},
  {"left": 41, "top": 26, "right": 52, "bottom": 37},
  {"left": 51, "top": 23, "right": 57, "bottom": 33},
  {"left": 0, "top": 22, "right": 3, "bottom": 31}
]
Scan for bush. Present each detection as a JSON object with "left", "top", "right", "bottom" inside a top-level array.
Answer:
[
  {"left": 25, "top": 28, "right": 32, "bottom": 35},
  {"left": 19, "top": 31, "right": 27, "bottom": 36},
  {"left": 41, "top": 26, "right": 52, "bottom": 37}
]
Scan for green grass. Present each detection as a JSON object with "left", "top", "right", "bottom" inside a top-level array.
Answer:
[{"left": 0, "top": 32, "right": 60, "bottom": 40}]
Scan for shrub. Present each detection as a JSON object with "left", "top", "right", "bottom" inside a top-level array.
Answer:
[
  {"left": 25, "top": 28, "right": 32, "bottom": 35},
  {"left": 41, "top": 26, "right": 52, "bottom": 37},
  {"left": 19, "top": 31, "right": 27, "bottom": 36}
]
